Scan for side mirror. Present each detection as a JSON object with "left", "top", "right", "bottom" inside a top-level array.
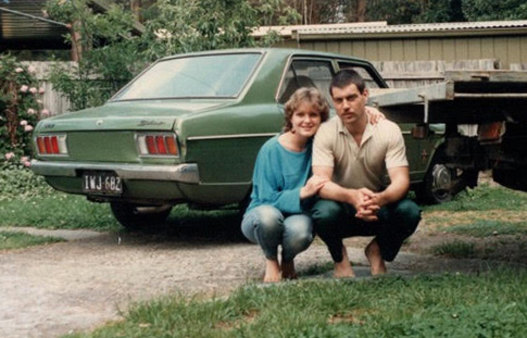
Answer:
[{"left": 411, "top": 124, "right": 430, "bottom": 139}]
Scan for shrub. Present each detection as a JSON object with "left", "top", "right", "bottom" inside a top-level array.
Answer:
[{"left": 0, "top": 54, "right": 45, "bottom": 165}]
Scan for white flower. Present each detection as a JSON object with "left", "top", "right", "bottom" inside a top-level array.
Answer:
[
  {"left": 23, "top": 161, "right": 31, "bottom": 167},
  {"left": 24, "top": 125, "right": 34, "bottom": 132},
  {"left": 4, "top": 152, "right": 15, "bottom": 160},
  {"left": 28, "top": 65, "right": 36, "bottom": 73},
  {"left": 40, "top": 109, "right": 50, "bottom": 117},
  {"left": 20, "top": 120, "right": 28, "bottom": 126},
  {"left": 15, "top": 67, "right": 24, "bottom": 73},
  {"left": 29, "top": 87, "right": 38, "bottom": 94},
  {"left": 39, "top": 87, "right": 45, "bottom": 94},
  {"left": 20, "top": 85, "right": 29, "bottom": 93},
  {"left": 27, "top": 108, "right": 36, "bottom": 115},
  {"left": 21, "top": 156, "right": 29, "bottom": 162},
  {"left": 154, "top": 29, "right": 172, "bottom": 39}
]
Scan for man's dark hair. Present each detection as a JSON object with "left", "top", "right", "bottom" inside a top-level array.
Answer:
[{"left": 330, "top": 69, "right": 366, "bottom": 96}]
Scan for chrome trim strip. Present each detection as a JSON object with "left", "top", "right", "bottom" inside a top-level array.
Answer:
[
  {"left": 30, "top": 160, "right": 200, "bottom": 184},
  {"left": 187, "top": 132, "right": 277, "bottom": 141}
]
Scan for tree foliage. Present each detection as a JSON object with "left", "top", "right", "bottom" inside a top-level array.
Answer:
[
  {"left": 46, "top": 0, "right": 141, "bottom": 109},
  {"left": 44, "top": 0, "right": 294, "bottom": 110},
  {"left": 141, "top": 0, "right": 271, "bottom": 61},
  {"left": 462, "top": 0, "right": 527, "bottom": 21}
]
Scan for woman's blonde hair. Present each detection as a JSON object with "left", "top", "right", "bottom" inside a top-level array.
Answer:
[{"left": 283, "top": 87, "right": 330, "bottom": 132}]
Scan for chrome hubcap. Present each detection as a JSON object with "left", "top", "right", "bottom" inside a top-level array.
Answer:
[{"left": 431, "top": 164, "right": 452, "bottom": 196}]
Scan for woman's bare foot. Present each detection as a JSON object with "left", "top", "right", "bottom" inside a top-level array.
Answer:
[
  {"left": 365, "top": 239, "right": 387, "bottom": 275},
  {"left": 282, "top": 260, "right": 297, "bottom": 280},
  {"left": 263, "top": 259, "right": 282, "bottom": 283},
  {"left": 334, "top": 245, "right": 355, "bottom": 278}
]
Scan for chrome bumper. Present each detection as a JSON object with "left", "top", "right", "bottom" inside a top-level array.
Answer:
[{"left": 30, "top": 160, "right": 200, "bottom": 184}]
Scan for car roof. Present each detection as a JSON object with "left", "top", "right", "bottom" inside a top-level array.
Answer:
[{"left": 158, "top": 47, "right": 371, "bottom": 64}]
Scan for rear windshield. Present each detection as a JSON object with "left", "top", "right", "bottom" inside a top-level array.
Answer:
[{"left": 112, "top": 53, "right": 261, "bottom": 100}]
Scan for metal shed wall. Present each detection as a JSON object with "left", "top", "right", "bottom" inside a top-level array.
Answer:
[{"left": 271, "top": 22, "right": 527, "bottom": 69}]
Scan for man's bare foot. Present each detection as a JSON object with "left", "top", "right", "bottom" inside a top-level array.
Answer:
[
  {"left": 365, "top": 239, "right": 387, "bottom": 275},
  {"left": 282, "top": 260, "right": 297, "bottom": 280},
  {"left": 334, "top": 245, "right": 355, "bottom": 278},
  {"left": 263, "top": 259, "right": 281, "bottom": 282}
]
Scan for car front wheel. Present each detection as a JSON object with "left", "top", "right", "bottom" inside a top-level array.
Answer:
[{"left": 110, "top": 202, "right": 172, "bottom": 230}]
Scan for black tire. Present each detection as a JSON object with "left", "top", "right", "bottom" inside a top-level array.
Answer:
[
  {"left": 110, "top": 202, "right": 172, "bottom": 230},
  {"left": 417, "top": 155, "right": 478, "bottom": 205},
  {"left": 422, "top": 163, "right": 456, "bottom": 204}
]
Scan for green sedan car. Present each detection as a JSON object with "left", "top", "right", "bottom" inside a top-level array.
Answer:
[{"left": 31, "top": 48, "right": 460, "bottom": 228}]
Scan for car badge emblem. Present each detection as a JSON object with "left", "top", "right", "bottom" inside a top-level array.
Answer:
[{"left": 96, "top": 119, "right": 104, "bottom": 126}]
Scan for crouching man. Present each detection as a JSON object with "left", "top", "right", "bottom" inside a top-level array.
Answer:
[{"left": 311, "top": 69, "right": 421, "bottom": 277}]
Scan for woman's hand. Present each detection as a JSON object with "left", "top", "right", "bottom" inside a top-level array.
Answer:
[
  {"left": 300, "top": 175, "right": 329, "bottom": 199},
  {"left": 366, "top": 106, "right": 385, "bottom": 124}
]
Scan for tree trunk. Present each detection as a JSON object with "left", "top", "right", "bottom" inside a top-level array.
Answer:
[
  {"left": 70, "top": 23, "right": 82, "bottom": 62},
  {"left": 131, "top": 0, "right": 142, "bottom": 22},
  {"left": 356, "top": 0, "right": 366, "bottom": 22}
]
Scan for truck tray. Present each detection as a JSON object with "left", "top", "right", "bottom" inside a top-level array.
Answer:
[{"left": 369, "top": 70, "right": 527, "bottom": 124}]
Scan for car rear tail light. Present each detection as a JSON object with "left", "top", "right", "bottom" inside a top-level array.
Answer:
[
  {"left": 137, "top": 133, "right": 179, "bottom": 157},
  {"left": 35, "top": 135, "right": 68, "bottom": 155}
]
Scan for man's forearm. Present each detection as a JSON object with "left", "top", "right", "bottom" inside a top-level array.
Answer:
[
  {"left": 319, "top": 181, "right": 358, "bottom": 206},
  {"left": 377, "top": 183, "right": 408, "bottom": 206},
  {"left": 376, "top": 167, "right": 410, "bottom": 206}
]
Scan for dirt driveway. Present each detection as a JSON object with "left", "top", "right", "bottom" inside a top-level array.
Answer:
[{"left": 0, "top": 221, "right": 516, "bottom": 338}]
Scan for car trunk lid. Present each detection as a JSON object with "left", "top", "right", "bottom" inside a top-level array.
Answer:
[{"left": 37, "top": 100, "right": 232, "bottom": 132}]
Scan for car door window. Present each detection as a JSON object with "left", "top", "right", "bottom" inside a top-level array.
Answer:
[
  {"left": 278, "top": 60, "right": 334, "bottom": 104},
  {"left": 337, "top": 62, "right": 381, "bottom": 89}
]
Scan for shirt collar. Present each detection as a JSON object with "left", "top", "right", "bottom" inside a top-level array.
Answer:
[{"left": 337, "top": 114, "right": 375, "bottom": 146}]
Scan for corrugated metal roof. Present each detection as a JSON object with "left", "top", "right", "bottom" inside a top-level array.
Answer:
[
  {"left": 252, "top": 21, "right": 387, "bottom": 37},
  {"left": 296, "top": 20, "right": 527, "bottom": 35},
  {"left": 254, "top": 20, "right": 527, "bottom": 38},
  {"left": 0, "top": 0, "right": 67, "bottom": 41}
]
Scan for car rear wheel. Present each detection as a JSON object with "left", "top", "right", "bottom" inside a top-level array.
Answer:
[{"left": 110, "top": 202, "right": 172, "bottom": 230}]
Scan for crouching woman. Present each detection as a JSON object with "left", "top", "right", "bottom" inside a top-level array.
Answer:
[{"left": 241, "top": 87, "right": 330, "bottom": 282}]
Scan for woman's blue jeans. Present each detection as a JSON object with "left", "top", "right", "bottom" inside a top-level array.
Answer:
[{"left": 241, "top": 205, "right": 314, "bottom": 262}]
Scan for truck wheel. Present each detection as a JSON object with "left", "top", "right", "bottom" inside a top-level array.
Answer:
[
  {"left": 419, "top": 161, "right": 477, "bottom": 205},
  {"left": 110, "top": 202, "right": 172, "bottom": 230},
  {"left": 424, "top": 163, "right": 456, "bottom": 204}
]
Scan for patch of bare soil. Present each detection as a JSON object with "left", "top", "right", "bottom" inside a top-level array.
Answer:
[{"left": 402, "top": 215, "right": 527, "bottom": 263}]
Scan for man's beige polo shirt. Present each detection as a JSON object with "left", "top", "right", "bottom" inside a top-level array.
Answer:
[{"left": 313, "top": 115, "right": 408, "bottom": 192}]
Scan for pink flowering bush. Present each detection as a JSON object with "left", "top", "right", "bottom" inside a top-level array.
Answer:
[{"left": 1, "top": 54, "right": 45, "bottom": 168}]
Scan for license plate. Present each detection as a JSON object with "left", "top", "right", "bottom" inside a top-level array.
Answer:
[{"left": 82, "top": 171, "right": 122, "bottom": 196}]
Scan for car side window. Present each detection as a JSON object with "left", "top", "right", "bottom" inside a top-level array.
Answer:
[
  {"left": 278, "top": 60, "right": 334, "bottom": 104},
  {"left": 337, "top": 62, "right": 381, "bottom": 89}
]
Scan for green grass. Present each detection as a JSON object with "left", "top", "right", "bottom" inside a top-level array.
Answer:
[
  {"left": 423, "top": 184, "right": 527, "bottom": 212},
  {"left": 0, "top": 193, "right": 121, "bottom": 231},
  {"left": 431, "top": 241, "right": 476, "bottom": 258},
  {"left": 0, "top": 231, "right": 63, "bottom": 250},
  {"left": 66, "top": 268, "right": 527, "bottom": 338},
  {"left": 444, "top": 220, "right": 527, "bottom": 237},
  {"left": 0, "top": 189, "right": 242, "bottom": 234}
]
